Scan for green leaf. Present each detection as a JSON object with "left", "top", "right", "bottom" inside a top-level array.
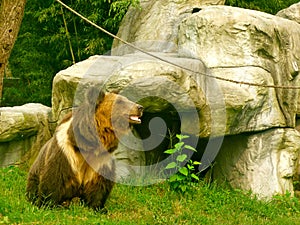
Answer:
[
  {"left": 174, "top": 142, "right": 184, "bottom": 150},
  {"left": 184, "top": 144, "right": 197, "bottom": 152},
  {"left": 191, "top": 173, "right": 200, "bottom": 181},
  {"left": 176, "top": 174, "right": 186, "bottom": 181},
  {"left": 165, "top": 162, "right": 177, "bottom": 169},
  {"left": 172, "top": 182, "right": 179, "bottom": 189},
  {"left": 176, "top": 134, "right": 182, "bottom": 139},
  {"left": 181, "top": 135, "right": 190, "bottom": 139},
  {"left": 169, "top": 174, "right": 178, "bottom": 182},
  {"left": 176, "top": 134, "right": 189, "bottom": 140},
  {"left": 176, "top": 154, "right": 187, "bottom": 162},
  {"left": 179, "top": 167, "right": 188, "bottom": 176},
  {"left": 193, "top": 161, "right": 201, "bottom": 165},
  {"left": 187, "top": 164, "right": 194, "bottom": 170},
  {"left": 164, "top": 148, "right": 177, "bottom": 154},
  {"left": 180, "top": 185, "right": 187, "bottom": 192}
]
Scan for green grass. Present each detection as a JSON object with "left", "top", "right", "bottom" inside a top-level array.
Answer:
[{"left": 1, "top": 166, "right": 300, "bottom": 225}]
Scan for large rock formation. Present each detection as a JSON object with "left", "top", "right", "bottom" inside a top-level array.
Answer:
[
  {"left": 276, "top": 2, "right": 300, "bottom": 195},
  {"left": 51, "top": 3, "right": 300, "bottom": 197},
  {"left": 178, "top": 5, "right": 300, "bottom": 127},
  {"left": 277, "top": 2, "right": 300, "bottom": 24},
  {"left": 213, "top": 128, "right": 300, "bottom": 199},
  {"left": 176, "top": 5, "right": 300, "bottom": 199},
  {"left": 112, "top": 0, "right": 225, "bottom": 55},
  {"left": 0, "top": 104, "right": 51, "bottom": 167}
]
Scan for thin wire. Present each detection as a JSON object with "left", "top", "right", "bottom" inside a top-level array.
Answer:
[{"left": 55, "top": 0, "right": 300, "bottom": 89}]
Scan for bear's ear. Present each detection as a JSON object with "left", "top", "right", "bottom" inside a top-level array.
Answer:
[{"left": 86, "top": 87, "right": 105, "bottom": 106}]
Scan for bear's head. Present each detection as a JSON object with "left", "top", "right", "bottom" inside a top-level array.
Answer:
[
  {"left": 71, "top": 87, "right": 143, "bottom": 153},
  {"left": 93, "top": 90, "right": 144, "bottom": 136}
]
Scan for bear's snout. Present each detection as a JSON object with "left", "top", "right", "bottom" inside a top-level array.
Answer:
[{"left": 128, "top": 104, "right": 143, "bottom": 124}]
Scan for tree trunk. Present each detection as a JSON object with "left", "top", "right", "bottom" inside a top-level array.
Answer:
[{"left": 0, "top": 0, "right": 26, "bottom": 104}]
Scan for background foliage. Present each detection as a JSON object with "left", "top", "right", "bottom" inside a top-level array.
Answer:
[
  {"left": 225, "top": 0, "right": 299, "bottom": 14},
  {"left": 2, "top": 0, "right": 138, "bottom": 106},
  {"left": 1, "top": 0, "right": 299, "bottom": 106}
]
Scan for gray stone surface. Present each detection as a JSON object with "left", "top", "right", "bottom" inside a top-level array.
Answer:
[
  {"left": 53, "top": 53, "right": 287, "bottom": 138},
  {"left": 213, "top": 128, "right": 300, "bottom": 199},
  {"left": 0, "top": 104, "right": 51, "bottom": 167},
  {"left": 178, "top": 5, "right": 300, "bottom": 126},
  {"left": 111, "top": 0, "right": 225, "bottom": 55},
  {"left": 277, "top": 2, "right": 300, "bottom": 24}
]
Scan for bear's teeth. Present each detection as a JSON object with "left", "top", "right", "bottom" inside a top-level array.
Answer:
[{"left": 130, "top": 116, "right": 141, "bottom": 122}]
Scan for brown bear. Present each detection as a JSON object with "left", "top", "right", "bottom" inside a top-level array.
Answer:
[{"left": 26, "top": 87, "right": 143, "bottom": 211}]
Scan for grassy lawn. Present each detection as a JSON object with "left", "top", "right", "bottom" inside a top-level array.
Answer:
[{"left": 0, "top": 166, "right": 300, "bottom": 225}]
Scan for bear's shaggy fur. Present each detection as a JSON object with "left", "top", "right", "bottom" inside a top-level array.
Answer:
[{"left": 26, "top": 87, "right": 143, "bottom": 210}]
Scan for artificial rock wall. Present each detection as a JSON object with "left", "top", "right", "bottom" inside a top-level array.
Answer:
[{"left": 51, "top": 1, "right": 300, "bottom": 198}]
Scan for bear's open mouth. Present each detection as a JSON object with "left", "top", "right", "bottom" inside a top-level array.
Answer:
[{"left": 129, "top": 115, "right": 142, "bottom": 124}]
